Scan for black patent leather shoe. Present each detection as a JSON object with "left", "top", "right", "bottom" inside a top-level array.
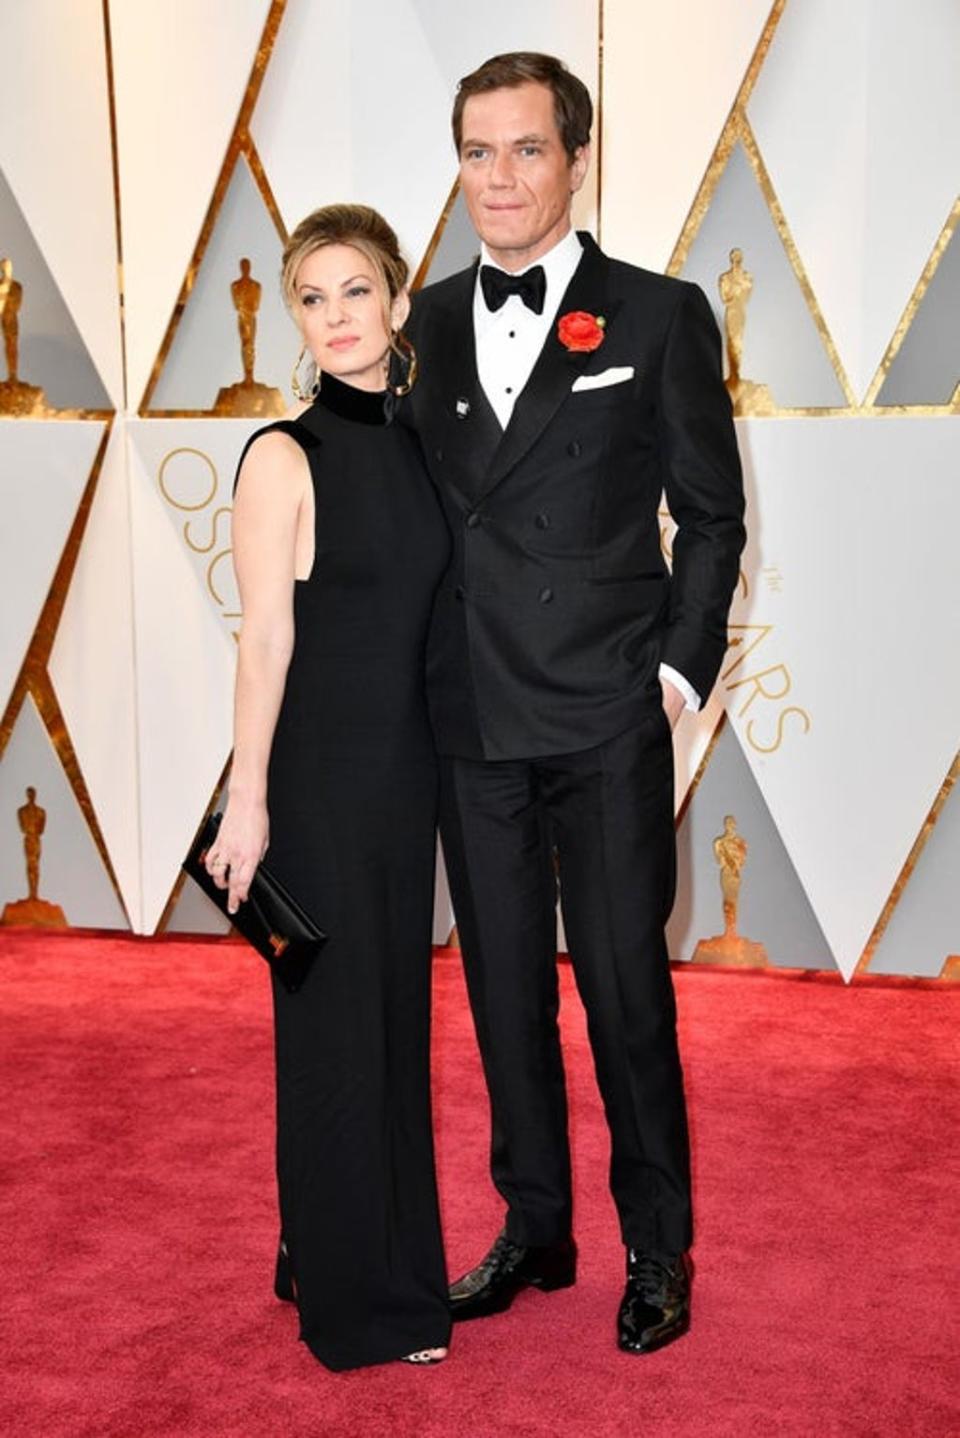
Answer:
[
  {"left": 617, "top": 1248, "right": 691, "bottom": 1355},
  {"left": 449, "top": 1230, "right": 577, "bottom": 1321}
]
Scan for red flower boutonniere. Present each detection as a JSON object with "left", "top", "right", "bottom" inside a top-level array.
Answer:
[{"left": 557, "top": 310, "right": 606, "bottom": 353}]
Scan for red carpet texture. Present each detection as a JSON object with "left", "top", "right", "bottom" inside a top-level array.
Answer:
[{"left": 0, "top": 932, "right": 957, "bottom": 1438}]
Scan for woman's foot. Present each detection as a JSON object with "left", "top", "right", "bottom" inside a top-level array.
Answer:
[{"left": 399, "top": 1346, "right": 448, "bottom": 1365}]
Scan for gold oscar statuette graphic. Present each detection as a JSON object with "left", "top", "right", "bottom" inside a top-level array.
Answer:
[
  {"left": 1, "top": 787, "right": 67, "bottom": 927},
  {"left": 0, "top": 258, "right": 49, "bottom": 417},
  {"left": 718, "top": 249, "right": 775, "bottom": 417},
  {"left": 213, "top": 257, "right": 284, "bottom": 417},
  {"left": 692, "top": 815, "right": 767, "bottom": 966}
]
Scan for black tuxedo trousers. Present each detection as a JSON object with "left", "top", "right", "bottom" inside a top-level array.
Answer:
[{"left": 439, "top": 713, "right": 691, "bottom": 1254}]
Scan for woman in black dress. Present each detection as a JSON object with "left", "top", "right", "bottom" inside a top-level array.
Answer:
[{"left": 204, "top": 205, "right": 451, "bottom": 1369}]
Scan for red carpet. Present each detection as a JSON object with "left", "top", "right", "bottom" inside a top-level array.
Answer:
[{"left": 0, "top": 932, "right": 956, "bottom": 1438}]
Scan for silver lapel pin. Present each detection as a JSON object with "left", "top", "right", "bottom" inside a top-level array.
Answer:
[{"left": 455, "top": 397, "right": 471, "bottom": 419}]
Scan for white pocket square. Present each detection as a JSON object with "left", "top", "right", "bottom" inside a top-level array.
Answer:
[{"left": 571, "top": 366, "right": 635, "bottom": 392}]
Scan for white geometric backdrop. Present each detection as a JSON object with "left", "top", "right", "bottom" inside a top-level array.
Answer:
[{"left": 1, "top": 0, "right": 957, "bottom": 981}]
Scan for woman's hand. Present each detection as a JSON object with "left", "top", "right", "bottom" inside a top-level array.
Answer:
[{"left": 204, "top": 799, "right": 269, "bottom": 915}]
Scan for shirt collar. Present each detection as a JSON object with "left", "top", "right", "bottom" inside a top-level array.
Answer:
[{"left": 476, "top": 228, "right": 583, "bottom": 313}]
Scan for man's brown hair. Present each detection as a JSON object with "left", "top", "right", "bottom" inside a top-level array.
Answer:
[{"left": 452, "top": 52, "right": 593, "bottom": 162}]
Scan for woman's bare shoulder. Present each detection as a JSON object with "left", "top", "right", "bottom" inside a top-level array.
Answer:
[{"left": 236, "top": 424, "right": 310, "bottom": 499}]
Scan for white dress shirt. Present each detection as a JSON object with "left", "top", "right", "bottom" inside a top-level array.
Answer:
[
  {"left": 474, "top": 228, "right": 583, "bottom": 429},
  {"left": 473, "top": 228, "right": 700, "bottom": 713}
]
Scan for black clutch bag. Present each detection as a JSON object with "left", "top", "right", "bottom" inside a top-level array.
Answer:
[{"left": 182, "top": 813, "right": 327, "bottom": 993}]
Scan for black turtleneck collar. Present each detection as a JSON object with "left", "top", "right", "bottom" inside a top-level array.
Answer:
[{"left": 312, "top": 370, "right": 393, "bottom": 426}]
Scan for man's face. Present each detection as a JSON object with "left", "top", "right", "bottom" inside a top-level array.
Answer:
[{"left": 458, "top": 82, "right": 589, "bottom": 271}]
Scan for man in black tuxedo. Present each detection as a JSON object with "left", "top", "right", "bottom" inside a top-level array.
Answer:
[{"left": 407, "top": 52, "right": 744, "bottom": 1354}]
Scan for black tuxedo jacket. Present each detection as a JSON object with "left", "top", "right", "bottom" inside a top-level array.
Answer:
[{"left": 407, "top": 233, "right": 745, "bottom": 761}]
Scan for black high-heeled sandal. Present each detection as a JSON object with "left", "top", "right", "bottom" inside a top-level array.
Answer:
[
  {"left": 274, "top": 1239, "right": 296, "bottom": 1303},
  {"left": 399, "top": 1348, "right": 447, "bottom": 1366}
]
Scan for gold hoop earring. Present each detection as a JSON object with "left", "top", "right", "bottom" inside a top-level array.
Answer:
[
  {"left": 388, "top": 332, "right": 418, "bottom": 397},
  {"left": 291, "top": 345, "right": 320, "bottom": 402}
]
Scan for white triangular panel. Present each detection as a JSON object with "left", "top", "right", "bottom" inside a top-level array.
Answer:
[
  {"left": 749, "top": 0, "right": 960, "bottom": 401},
  {"left": 252, "top": 0, "right": 598, "bottom": 277},
  {"left": 49, "top": 421, "right": 141, "bottom": 930},
  {"left": 249, "top": 0, "right": 357, "bottom": 233},
  {"left": 111, "top": 0, "right": 273, "bottom": 408},
  {"left": 601, "top": 0, "right": 773, "bottom": 270},
  {"left": 0, "top": 419, "right": 105, "bottom": 717},
  {"left": 127, "top": 422, "right": 236, "bottom": 932},
  {"left": 129, "top": 418, "right": 262, "bottom": 642},
  {"left": 724, "top": 418, "right": 960, "bottom": 979},
  {"left": 0, "top": 1, "right": 122, "bottom": 407}
]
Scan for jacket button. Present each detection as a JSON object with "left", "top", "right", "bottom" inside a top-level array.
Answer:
[
  {"left": 465, "top": 511, "right": 481, "bottom": 528},
  {"left": 567, "top": 440, "right": 581, "bottom": 458},
  {"left": 534, "top": 512, "right": 550, "bottom": 530},
  {"left": 539, "top": 586, "right": 553, "bottom": 604},
  {"left": 435, "top": 447, "right": 444, "bottom": 462},
  {"left": 455, "top": 585, "right": 466, "bottom": 601}
]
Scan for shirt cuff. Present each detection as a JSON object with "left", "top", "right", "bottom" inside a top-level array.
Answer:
[{"left": 659, "top": 663, "right": 701, "bottom": 713}]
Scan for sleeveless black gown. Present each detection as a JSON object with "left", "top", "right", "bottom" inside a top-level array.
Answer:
[{"left": 235, "top": 374, "right": 451, "bottom": 1370}]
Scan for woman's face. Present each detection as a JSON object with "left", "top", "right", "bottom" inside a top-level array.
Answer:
[{"left": 293, "top": 243, "right": 405, "bottom": 392}]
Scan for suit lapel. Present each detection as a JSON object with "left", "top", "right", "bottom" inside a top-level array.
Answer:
[
  {"left": 425, "top": 263, "right": 502, "bottom": 498},
  {"left": 480, "top": 234, "right": 619, "bottom": 497}
]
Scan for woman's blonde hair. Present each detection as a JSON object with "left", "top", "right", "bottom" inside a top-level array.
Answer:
[{"left": 281, "top": 203, "right": 410, "bottom": 369}]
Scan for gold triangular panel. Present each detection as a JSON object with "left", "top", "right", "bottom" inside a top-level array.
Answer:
[{"left": 862, "top": 755, "right": 960, "bottom": 980}]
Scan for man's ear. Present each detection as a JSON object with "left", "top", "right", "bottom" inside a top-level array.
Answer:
[
  {"left": 392, "top": 288, "right": 411, "bottom": 331},
  {"left": 570, "top": 143, "right": 591, "bottom": 195}
]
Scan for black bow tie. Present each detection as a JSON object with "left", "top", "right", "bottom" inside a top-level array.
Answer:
[{"left": 480, "top": 264, "right": 547, "bottom": 315}]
